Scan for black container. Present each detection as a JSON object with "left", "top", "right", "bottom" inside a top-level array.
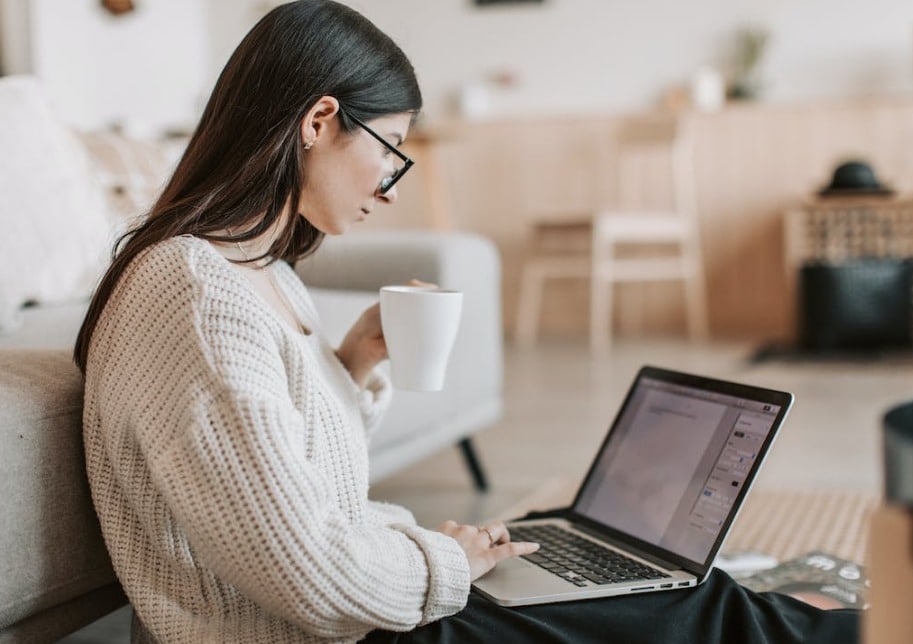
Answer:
[
  {"left": 883, "top": 401, "right": 913, "bottom": 506},
  {"left": 799, "top": 259, "right": 913, "bottom": 351}
]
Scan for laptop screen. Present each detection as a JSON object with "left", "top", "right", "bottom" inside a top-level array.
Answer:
[{"left": 572, "top": 368, "right": 790, "bottom": 569}]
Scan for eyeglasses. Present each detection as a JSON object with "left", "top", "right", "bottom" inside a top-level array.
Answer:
[{"left": 345, "top": 112, "right": 414, "bottom": 195}]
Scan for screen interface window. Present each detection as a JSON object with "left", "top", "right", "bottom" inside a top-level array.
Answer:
[{"left": 574, "top": 377, "right": 780, "bottom": 564}]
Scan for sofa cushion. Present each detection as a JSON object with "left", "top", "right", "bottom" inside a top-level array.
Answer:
[
  {"left": 0, "top": 350, "right": 118, "bottom": 630},
  {"left": 0, "top": 300, "right": 89, "bottom": 350},
  {"left": 0, "top": 76, "right": 112, "bottom": 334}
]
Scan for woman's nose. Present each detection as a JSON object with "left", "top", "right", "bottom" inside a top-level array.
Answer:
[{"left": 377, "top": 184, "right": 398, "bottom": 204}]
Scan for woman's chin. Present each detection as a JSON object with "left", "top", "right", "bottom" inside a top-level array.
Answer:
[{"left": 301, "top": 215, "right": 348, "bottom": 236}]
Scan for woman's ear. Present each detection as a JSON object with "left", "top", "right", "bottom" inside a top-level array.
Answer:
[{"left": 300, "top": 96, "right": 340, "bottom": 146}]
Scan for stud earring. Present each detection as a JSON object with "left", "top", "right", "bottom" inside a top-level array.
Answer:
[{"left": 304, "top": 140, "right": 314, "bottom": 150}]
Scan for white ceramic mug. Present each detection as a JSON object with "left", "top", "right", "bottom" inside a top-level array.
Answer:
[{"left": 379, "top": 285, "right": 463, "bottom": 391}]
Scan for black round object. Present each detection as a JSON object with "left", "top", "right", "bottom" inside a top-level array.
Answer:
[
  {"left": 818, "top": 160, "right": 893, "bottom": 196},
  {"left": 883, "top": 401, "right": 913, "bottom": 506}
]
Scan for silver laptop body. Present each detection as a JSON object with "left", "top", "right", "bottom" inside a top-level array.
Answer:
[{"left": 473, "top": 365, "right": 794, "bottom": 607}]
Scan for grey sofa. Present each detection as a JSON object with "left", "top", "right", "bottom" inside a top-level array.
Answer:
[{"left": 0, "top": 230, "right": 503, "bottom": 642}]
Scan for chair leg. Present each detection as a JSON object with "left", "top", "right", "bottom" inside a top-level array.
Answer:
[
  {"left": 684, "top": 274, "right": 709, "bottom": 340},
  {"left": 590, "top": 280, "right": 610, "bottom": 352},
  {"left": 458, "top": 437, "right": 488, "bottom": 493},
  {"left": 682, "top": 246, "right": 709, "bottom": 341},
  {"left": 590, "top": 253, "right": 614, "bottom": 352},
  {"left": 515, "top": 265, "right": 544, "bottom": 346}
]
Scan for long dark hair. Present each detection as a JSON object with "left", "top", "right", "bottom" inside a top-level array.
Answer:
[{"left": 74, "top": 0, "right": 422, "bottom": 372}]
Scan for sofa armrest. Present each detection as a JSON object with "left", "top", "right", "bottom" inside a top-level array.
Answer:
[
  {"left": 0, "top": 349, "right": 127, "bottom": 639},
  {"left": 295, "top": 230, "right": 497, "bottom": 294},
  {"left": 295, "top": 230, "right": 502, "bottom": 365},
  {"left": 294, "top": 231, "right": 502, "bottom": 356}
]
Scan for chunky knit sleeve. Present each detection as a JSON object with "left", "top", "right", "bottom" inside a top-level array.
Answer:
[
  {"left": 154, "top": 389, "right": 469, "bottom": 634},
  {"left": 88, "top": 240, "right": 469, "bottom": 639},
  {"left": 366, "top": 499, "right": 418, "bottom": 527}
]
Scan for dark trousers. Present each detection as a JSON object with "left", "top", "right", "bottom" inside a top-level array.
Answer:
[{"left": 362, "top": 569, "right": 859, "bottom": 644}]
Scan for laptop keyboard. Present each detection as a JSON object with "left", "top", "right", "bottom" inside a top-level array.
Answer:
[{"left": 510, "top": 524, "right": 670, "bottom": 587}]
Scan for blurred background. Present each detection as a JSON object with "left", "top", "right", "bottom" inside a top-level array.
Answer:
[
  {"left": 3, "top": 3, "right": 910, "bottom": 639},
  {"left": 2, "top": 0, "right": 913, "bottom": 345},
  {"left": 2, "top": 1, "right": 912, "bottom": 130}
]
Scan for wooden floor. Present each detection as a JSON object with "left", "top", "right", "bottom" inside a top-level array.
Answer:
[
  {"left": 62, "top": 338, "right": 910, "bottom": 642},
  {"left": 373, "top": 338, "right": 905, "bottom": 527}
]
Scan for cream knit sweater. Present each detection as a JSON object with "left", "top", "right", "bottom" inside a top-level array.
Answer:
[{"left": 83, "top": 236, "right": 470, "bottom": 643}]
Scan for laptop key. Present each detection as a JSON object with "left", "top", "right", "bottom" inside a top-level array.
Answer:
[{"left": 514, "top": 524, "right": 669, "bottom": 585}]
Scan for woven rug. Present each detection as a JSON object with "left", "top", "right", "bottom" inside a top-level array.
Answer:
[
  {"left": 493, "top": 479, "right": 879, "bottom": 565},
  {"left": 724, "top": 488, "right": 878, "bottom": 564}
]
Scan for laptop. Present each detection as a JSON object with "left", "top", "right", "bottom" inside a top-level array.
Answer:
[{"left": 472, "top": 365, "right": 793, "bottom": 607}]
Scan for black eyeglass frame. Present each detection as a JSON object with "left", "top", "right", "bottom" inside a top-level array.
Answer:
[{"left": 344, "top": 112, "right": 414, "bottom": 195}]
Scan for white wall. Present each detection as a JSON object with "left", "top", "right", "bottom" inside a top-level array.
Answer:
[
  {"left": 2, "top": 0, "right": 210, "bottom": 135},
  {"left": 3, "top": 0, "right": 913, "bottom": 129},
  {"left": 335, "top": 0, "right": 913, "bottom": 119}
]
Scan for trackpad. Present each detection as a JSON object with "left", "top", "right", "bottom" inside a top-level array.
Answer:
[
  {"left": 494, "top": 557, "right": 535, "bottom": 573},
  {"left": 478, "top": 556, "right": 539, "bottom": 582}
]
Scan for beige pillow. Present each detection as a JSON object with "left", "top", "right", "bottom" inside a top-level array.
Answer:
[{"left": 0, "top": 76, "right": 113, "bottom": 333}]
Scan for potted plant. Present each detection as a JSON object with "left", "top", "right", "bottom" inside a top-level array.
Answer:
[{"left": 728, "top": 26, "right": 770, "bottom": 100}]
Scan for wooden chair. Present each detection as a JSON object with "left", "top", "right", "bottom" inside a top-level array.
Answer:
[{"left": 515, "top": 114, "right": 708, "bottom": 349}]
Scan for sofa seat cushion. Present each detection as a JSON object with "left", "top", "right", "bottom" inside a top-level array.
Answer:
[
  {"left": 0, "top": 350, "right": 118, "bottom": 629},
  {"left": 0, "top": 277, "right": 499, "bottom": 486},
  {"left": 0, "top": 300, "right": 89, "bottom": 350}
]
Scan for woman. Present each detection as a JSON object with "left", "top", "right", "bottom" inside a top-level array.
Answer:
[{"left": 75, "top": 2, "right": 859, "bottom": 642}]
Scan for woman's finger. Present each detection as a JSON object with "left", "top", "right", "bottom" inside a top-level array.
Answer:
[
  {"left": 478, "top": 522, "right": 510, "bottom": 546},
  {"left": 406, "top": 278, "right": 437, "bottom": 288},
  {"left": 495, "top": 540, "right": 539, "bottom": 560}
]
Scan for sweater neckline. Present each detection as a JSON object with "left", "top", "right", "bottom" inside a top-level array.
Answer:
[{"left": 193, "top": 236, "right": 316, "bottom": 341}]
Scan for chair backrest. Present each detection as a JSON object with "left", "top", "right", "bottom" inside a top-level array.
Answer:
[{"left": 613, "top": 114, "right": 696, "bottom": 218}]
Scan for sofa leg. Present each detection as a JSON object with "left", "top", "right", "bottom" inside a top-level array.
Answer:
[{"left": 458, "top": 438, "right": 489, "bottom": 492}]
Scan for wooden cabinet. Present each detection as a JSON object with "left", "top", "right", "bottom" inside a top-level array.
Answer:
[{"left": 371, "top": 99, "right": 913, "bottom": 340}]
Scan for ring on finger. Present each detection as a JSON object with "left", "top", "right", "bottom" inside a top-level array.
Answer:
[{"left": 478, "top": 525, "right": 495, "bottom": 547}]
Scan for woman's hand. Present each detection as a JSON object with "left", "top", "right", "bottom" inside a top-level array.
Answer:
[
  {"left": 336, "top": 303, "right": 386, "bottom": 388},
  {"left": 336, "top": 279, "right": 436, "bottom": 388},
  {"left": 437, "top": 520, "right": 539, "bottom": 581}
]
